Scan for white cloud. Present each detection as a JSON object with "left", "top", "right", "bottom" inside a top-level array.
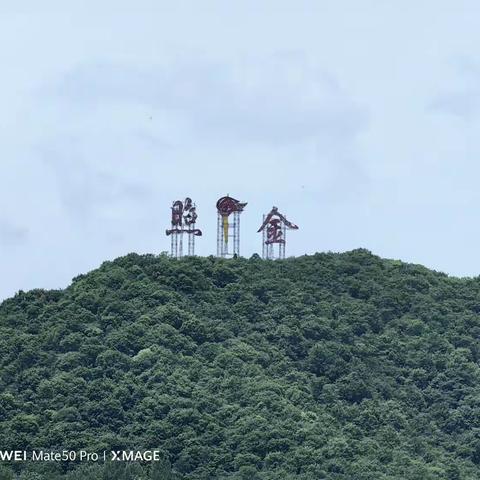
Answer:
[
  {"left": 52, "top": 54, "right": 367, "bottom": 146},
  {"left": 31, "top": 53, "right": 368, "bottom": 225},
  {"left": 0, "top": 219, "right": 28, "bottom": 246},
  {"left": 429, "top": 59, "right": 480, "bottom": 120}
]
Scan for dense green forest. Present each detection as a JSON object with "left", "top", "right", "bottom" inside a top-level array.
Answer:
[{"left": 1, "top": 250, "right": 480, "bottom": 479}]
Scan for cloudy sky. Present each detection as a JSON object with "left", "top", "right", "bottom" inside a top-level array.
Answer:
[{"left": 0, "top": 1, "right": 478, "bottom": 300}]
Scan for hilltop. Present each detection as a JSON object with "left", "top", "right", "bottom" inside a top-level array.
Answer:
[{"left": 1, "top": 250, "right": 480, "bottom": 479}]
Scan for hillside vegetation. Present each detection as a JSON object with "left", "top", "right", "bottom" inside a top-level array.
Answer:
[{"left": 1, "top": 250, "right": 480, "bottom": 479}]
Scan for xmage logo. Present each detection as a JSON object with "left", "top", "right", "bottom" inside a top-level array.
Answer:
[{"left": 110, "top": 450, "right": 162, "bottom": 462}]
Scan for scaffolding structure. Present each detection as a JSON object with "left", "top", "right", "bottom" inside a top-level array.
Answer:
[
  {"left": 166, "top": 198, "right": 202, "bottom": 258},
  {"left": 216, "top": 196, "right": 247, "bottom": 258},
  {"left": 257, "top": 206, "right": 298, "bottom": 259}
]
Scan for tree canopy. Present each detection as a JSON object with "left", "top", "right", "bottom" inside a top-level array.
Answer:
[{"left": 1, "top": 250, "right": 480, "bottom": 479}]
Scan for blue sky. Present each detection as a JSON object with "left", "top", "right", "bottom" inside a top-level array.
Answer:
[{"left": 0, "top": 1, "right": 479, "bottom": 299}]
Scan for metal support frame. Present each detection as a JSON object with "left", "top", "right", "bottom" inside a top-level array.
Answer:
[
  {"left": 217, "top": 213, "right": 223, "bottom": 257},
  {"left": 188, "top": 225, "right": 195, "bottom": 256},
  {"left": 262, "top": 214, "right": 267, "bottom": 259},
  {"left": 233, "top": 211, "right": 240, "bottom": 256},
  {"left": 216, "top": 214, "right": 239, "bottom": 257},
  {"left": 170, "top": 231, "right": 183, "bottom": 259},
  {"left": 279, "top": 224, "right": 286, "bottom": 260}
]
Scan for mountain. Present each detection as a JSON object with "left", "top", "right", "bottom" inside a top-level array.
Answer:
[{"left": 1, "top": 250, "right": 480, "bottom": 479}]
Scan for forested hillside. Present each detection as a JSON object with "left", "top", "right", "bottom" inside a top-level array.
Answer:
[{"left": 1, "top": 250, "right": 480, "bottom": 479}]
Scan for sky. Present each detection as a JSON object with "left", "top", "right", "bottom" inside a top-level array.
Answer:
[{"left": 0, "top": 1, "right": 479, "bottom": 300}]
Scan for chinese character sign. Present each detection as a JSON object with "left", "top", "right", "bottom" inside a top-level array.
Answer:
[{"left": 166, "top": 198, "right": 202, "bottom": 236}]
